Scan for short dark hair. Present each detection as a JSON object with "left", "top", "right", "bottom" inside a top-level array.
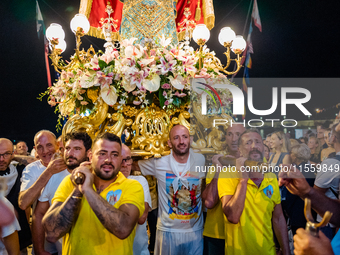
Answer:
[
  {"left": 317, "top": 121, "right": 332, "bottom": 130},
  {"left": 299, "top": 137, "right": 308, "bottom": 143},
  {"left": 238, "top": 128, "right": 262, "bottom": 146},
  {"left": 264, "top": 144, "right": 270, "bottom": 151},
  {"left": 64, "top": 132, "right": 92, "bottom": 151},
  {"left": 93, "top": 132, "right": 121, "bottom": 149}
]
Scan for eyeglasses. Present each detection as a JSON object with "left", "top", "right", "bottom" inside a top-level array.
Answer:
[
  {"left": 122, "top": 157, "right": 133, "bottom": 165},
  {"left": 0, "top": 152, "right": 12, "bottom": 159}
]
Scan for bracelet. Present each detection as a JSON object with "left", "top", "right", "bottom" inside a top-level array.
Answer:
[{"left": 71, "top": 195, "right": 83, "bottom": 200}]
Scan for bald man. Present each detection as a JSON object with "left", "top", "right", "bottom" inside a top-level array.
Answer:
[
  {"left": 133, "top": 125, "right": 206, "bottom": 255},
  {"left": 19, "top": 130, "right": 67, "bottom": 212},
  {"left": 0, "top": 138, "right": 32, "bottom": 252}
]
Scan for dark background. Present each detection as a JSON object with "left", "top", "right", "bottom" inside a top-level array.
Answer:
[{"left": 1, "top": 0, "right": 340, "bottom": 149}]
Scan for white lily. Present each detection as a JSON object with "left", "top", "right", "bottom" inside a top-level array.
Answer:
[
  {"left": 159, "top": 34, "right": 172, "bottom": 48},
  {"left": 122, "top": 78, "right": 137, "bottom": 92},
  {"left": 169, "top": 75, "right": 184, "bottom": 90},
  {"left": 125, "top": 45, "right": 143, "bottom": 59},
  {"left": 100, "top": 85, "right": 118, "bottom": 106},
  {"left": 142, "top": 74, "right": 160, "bottom": 92},
  {"left": 79, "top": 71, "right": 99, "bottom": 88},
  {"left": 120, "top": 38, "right": 137, "bottom": 48}
]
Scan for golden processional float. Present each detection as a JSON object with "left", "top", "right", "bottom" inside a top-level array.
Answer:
[{"left": 41, "top": 0, "right": 246, "bottom": 158}]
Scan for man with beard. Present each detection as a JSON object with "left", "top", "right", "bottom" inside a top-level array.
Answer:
[
  {"left": 42, "top": 132, "right": 144, "bottom": 255},
  {"left": 32, "top": 131, "right": 92, "bottom": 255},
  {"left": 218, "top": 128, "right": 289, "bottom": 255},
  {"left": 133, "top": 125, "right": 206, "bottom": 255},
  {"left": 202, "top": 124, "right": 245, "bottom": 254}
]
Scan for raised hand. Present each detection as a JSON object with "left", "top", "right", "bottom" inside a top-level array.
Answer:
[{"left": 278, "top": 164, "right": 311, "bottom": 198}]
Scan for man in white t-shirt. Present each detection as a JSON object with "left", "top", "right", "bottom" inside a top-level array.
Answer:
[
  {"left": 19, "top": 130, "right": 67, "bottom": 211},
  {"left": 134, "top": 125, "right": 206, "bottom": 255},
  {"left": 33, "top": 131, "right": 92, "bottom": 255},
  {"left": 0, "top": 197, "right": 21, "bottom": 255},
  {"left": 120, "top": 144, "right": 151, "bottom": 255}
]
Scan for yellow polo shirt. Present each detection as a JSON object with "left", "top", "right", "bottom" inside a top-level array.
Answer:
[
  {"left": 218, "top": 172, "right": 280, "bottom": 255},
  {"left": 52, "top": 172, "right": 145, "bottom": 255},
  {"left": 203, "top": 170, "right": 225, "bottom": 239}
]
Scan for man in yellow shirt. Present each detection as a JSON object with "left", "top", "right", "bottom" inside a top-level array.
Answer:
[
  {"left": 42, "top": 132, "right": 145, "bottom": 255},
  {"left": 218, "top": 128, "right": 289, "bottom": 255},
  {"left": 202, "top": 124, "right": 245, "bottom": 254}
]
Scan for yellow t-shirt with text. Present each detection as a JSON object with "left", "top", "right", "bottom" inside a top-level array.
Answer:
[{"left": 52, "top": 172, "right": 145, "bottom": 255}]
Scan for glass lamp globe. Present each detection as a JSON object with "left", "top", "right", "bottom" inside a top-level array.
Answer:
[
  {"left": 46, "top": 23, "right": 65, "bottom": 41},
  {"left": 70, "top": 14, "right": 90, "bottom": 34},
  {"left": 192, "top": 24, "right": 210, "bottom": 44},
  {"left": 231, "top": 36, "right": 246, "bottom": 54},
  {"left": 218, "top": 27, "right": 236, "bottom": 46},
  {"left": 49, "top": 39, "right": 67, "bottom": 53}
]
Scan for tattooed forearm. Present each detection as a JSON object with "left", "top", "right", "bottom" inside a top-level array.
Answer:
[
  {"left": 84, "top": 189, "right": 138, "bottom": 239},
  {"left": 13, "top": 155, "right": 36, "bottom": 166},
  {"left": 43, "top": 189, "right": 83, "bottom": 242}
]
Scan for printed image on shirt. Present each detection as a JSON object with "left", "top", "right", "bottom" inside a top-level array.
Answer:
[
  {"left": 166, "top": 172, "right": 201, "bottom": 220},
  {"left": 106, "top": 190, "right": 122, "bottom": 206},
  {"left": 263, "top": 185, "right": 273, "bottom": 199}
]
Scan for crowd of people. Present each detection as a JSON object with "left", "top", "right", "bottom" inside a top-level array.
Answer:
[{"left": 0, "top": 120, "right": 339, "bottom": 255}]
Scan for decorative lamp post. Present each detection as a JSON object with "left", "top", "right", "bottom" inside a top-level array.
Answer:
[{"left": 192, "top": 24, "right": 210, "bottom": 70}]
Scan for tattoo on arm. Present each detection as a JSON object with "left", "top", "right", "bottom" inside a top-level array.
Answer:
[
  {"left": 85, "top": 190, "right": 138, "bottom": 238},
  {"left": 91, "top": 195, "right": 122, "bottom": 233},
  {"left": 43, "top": 190, "right": 83, "bottom": 241}
]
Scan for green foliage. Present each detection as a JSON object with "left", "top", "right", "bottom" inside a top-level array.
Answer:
[{"left": 98, "top": 59, "right": 107, "bottom": 70}]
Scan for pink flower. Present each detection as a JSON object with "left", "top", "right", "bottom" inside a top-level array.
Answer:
[
  {"left": 67, "top": 72, "right": 74, "bottom": 78},
  {"left": 48, "top": 99, "right": 56, "bottom": 106},
  {"left": 163, "top": 91, "right": 167, "bottom": 96},
  {"left": 157, "top": 57, "right": 176, "bottom": 75},
  {"left": 162, "top": 83, "right": 171, "bottom": 89},
  {"left": 132, "top": 91, "right": 139, "bottom": 96},
  {"left": 164, "top": 100, "right": 169, "bottom": 106},
  {"left": 197, "top": 68, "right": 211, "bottom": 79},
  {"left": 140, "top": 86, "right": 146, "bottom": 93},
  {"left": 149, "top": 49, "right": 156, "bottom": 56},
  {"left": 133, "top": 100, "right": 142, "bottom": 105},
  {"left": 174, "top": 91, "right": 186, "bottom": 97},
  {"left": 61, "top": 71, "right": 67, "bottom": 80}
]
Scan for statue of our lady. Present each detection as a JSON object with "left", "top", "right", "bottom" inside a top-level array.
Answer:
[
  {"left": 79, "top": 0, "right": 214, "bottom": 45},
  {"left": 120, "top": 0, "right": 178, "bottom": 45}
]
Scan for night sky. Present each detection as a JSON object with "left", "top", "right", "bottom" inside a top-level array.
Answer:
[{"left": 1, "top": 0, "right": 340, "bottom": 149}]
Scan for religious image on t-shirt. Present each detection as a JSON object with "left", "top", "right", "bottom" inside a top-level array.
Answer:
[{"left": 166, "top": 172, "right": 201, "bottom": 220}]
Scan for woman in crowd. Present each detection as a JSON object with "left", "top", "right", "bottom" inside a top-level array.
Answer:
[
  {"left": 308, "top": 135, "right": 322, "bottom": 164},
  {"left": 263, "top": 144, "right": 270, "bottom": 162},
  {"left": 321, "top": 128, "right": 336, "bottom": 161},
  {"left": 268, "top": 131, "right": 292, "bottom": 167}
]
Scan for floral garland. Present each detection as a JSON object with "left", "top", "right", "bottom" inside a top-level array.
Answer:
[{"left": 39, "top": 35, "right": 236, "bottom": 129}]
